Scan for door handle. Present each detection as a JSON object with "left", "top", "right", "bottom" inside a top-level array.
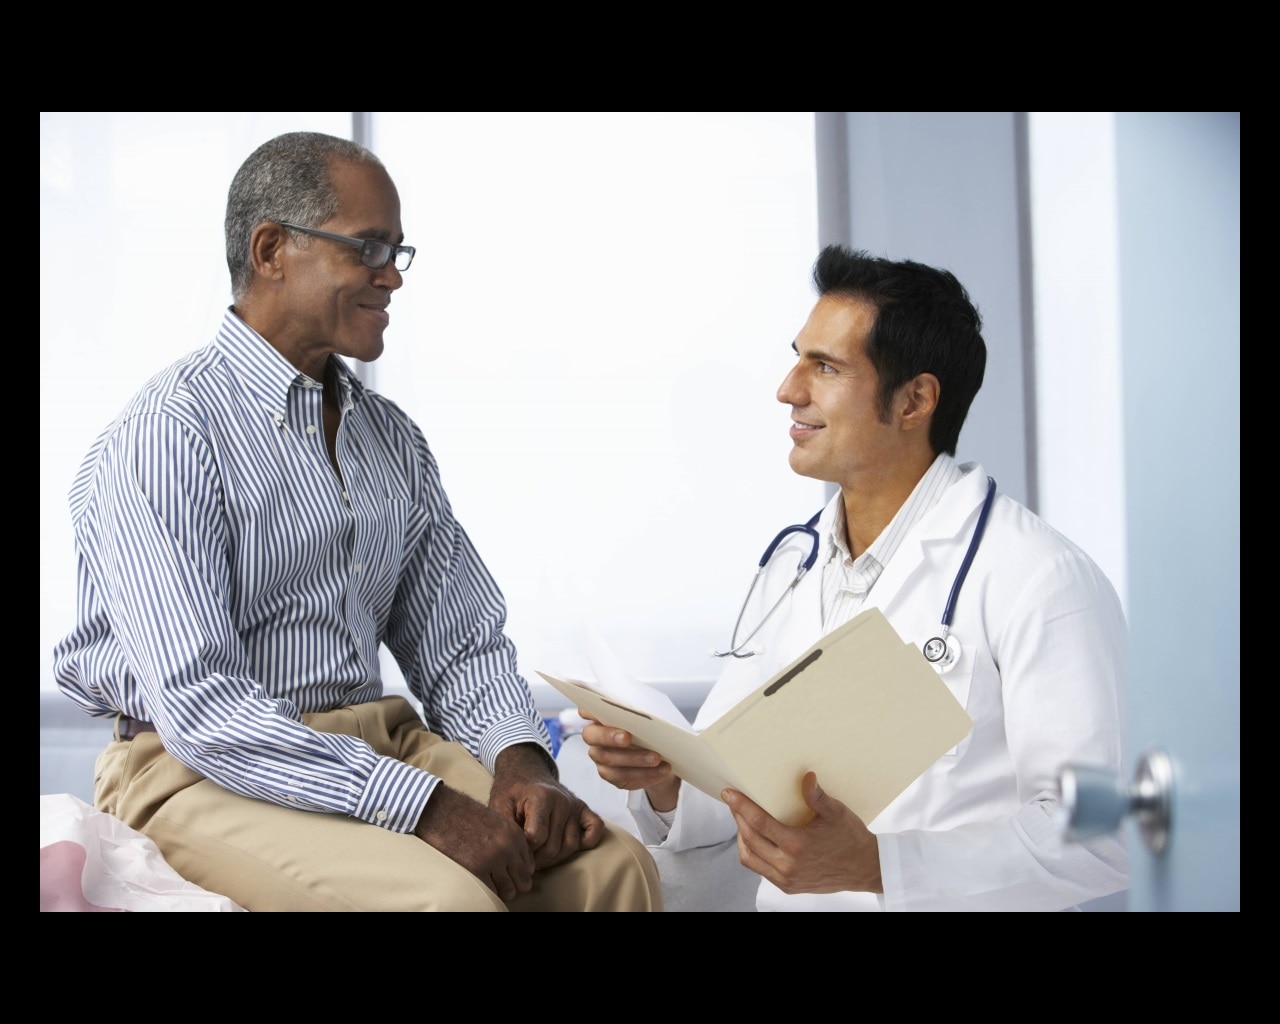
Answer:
[{"left": 1058, "top": 749, "right": 1173, "bottom": 855}]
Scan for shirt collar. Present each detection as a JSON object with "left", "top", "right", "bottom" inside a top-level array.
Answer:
[
  {"left": 822, "top": 452, "right": 963, "bottom": 590},
  {"left": 214, "top": 307, "right": 367, "bottom": 414}
]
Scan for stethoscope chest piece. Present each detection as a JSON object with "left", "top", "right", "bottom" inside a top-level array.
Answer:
[{"left": 923, "top": 632, "right": 961, "bottom": 673}]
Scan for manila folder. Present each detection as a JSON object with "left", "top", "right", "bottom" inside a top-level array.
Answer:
[
  {"left": 699, "top": 607, "right": 973, "bottom": 825},
  {"left": 539, "top": 607, "right": 973, "bottom": 827}
]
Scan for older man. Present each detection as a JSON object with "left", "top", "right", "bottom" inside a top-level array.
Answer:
[{"left": 53, "top": 131, "right": 662, "bottom": 912}]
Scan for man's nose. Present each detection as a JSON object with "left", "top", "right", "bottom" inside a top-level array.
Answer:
[{"left": 375, "top": 262, "right": 404, "bottom": 291}]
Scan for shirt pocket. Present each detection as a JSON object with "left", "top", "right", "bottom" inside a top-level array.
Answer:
[
  {"left": 933, "top": 651, "right": 975, "bottom": 760},
  {"left": 885, "top": 623, "right": 977, "bottom": 761},
  {"left": 350, "top": 498, "right": 413, "bottom": 611}
]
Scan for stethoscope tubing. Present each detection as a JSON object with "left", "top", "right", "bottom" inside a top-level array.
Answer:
[
  {"left": 716, "top": 477, "right": 997, "bottom": 668},
  {"left": 938, "top": 476, "right": 997, "bottom": 633}
]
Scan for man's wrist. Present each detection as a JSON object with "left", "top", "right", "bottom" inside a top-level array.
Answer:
[{"left": 496, "top": 740, "right": 559, "bottom": 781}]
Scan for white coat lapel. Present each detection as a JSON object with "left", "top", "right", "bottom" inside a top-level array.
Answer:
[
  {"left": 869, "top": 466, "right": 992, "bottom": 615},
  {"left": 792, "top": 494, "right": 841, "bottom": 642},
  {"left": 791, "top": 543, "right": 826, "bottom": 641}
]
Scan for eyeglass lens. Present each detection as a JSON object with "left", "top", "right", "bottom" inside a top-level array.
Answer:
[{"left": 362, "top": 241, "right": 414, "bottom": 272}]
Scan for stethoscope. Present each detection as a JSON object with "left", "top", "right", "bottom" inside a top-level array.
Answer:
[{"left": 713, "top": 476, "right": 997, "bottom": 674}]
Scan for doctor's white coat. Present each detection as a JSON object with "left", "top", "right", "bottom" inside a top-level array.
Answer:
[{"left": 627, "top": 462, "right": 1129, "bottom": 912}]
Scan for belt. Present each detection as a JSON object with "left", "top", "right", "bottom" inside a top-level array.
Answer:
[{"left": 117, "top": 715, "right": 158, "bottom": 740}]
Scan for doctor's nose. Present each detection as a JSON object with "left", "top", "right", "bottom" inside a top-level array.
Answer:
[{"left": 777, "top": 364, "right": 804, "bottom": 405}]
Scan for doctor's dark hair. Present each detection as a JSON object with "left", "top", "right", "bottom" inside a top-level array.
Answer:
[
  {"left": 225, "top": 131, "right": 384, "bottom": 301},
  {"left": 812, "top": 245, "right": 987, "bottom": 457}
]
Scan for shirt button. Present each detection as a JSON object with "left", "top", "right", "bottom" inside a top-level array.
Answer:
[
  {"left": 306, "top": 424, "right": 318, "bottom": 435},
  {"left": 375, "top": 809, "right": 388, "bottom": 822},
  {"left": 353, "top": 563, "right": 363, "bottom": 573}
]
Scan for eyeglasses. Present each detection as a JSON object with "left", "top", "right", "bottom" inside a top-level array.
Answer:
[{"left": 279, "top": 222, "right": 415, "bottom": 271}]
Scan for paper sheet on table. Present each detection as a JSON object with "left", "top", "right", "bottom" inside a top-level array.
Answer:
[{"left": 538, "top": 607, "right": 973, "bottom": 826}]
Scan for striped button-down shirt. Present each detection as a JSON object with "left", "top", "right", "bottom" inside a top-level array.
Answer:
[{"left": 53, "top": 309, "right": 551, "bottom": 833}]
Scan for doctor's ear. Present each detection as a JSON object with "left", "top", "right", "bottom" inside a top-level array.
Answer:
[{"left": 898, "top": 373, "right": 939, "bottom": 430}]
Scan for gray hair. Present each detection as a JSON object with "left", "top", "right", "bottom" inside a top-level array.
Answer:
[{"left": 225, "top": 131, "right": 383, "bottom": 300}]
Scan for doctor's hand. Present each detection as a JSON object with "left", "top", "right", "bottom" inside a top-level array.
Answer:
[
  {"left": 723, "top": 772, "right": 883, "bottom": 895},
  {"left": 577, "top": 708, "right": 681, "bottom": 813}
]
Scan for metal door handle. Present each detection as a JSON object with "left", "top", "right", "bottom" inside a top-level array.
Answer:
[{"left": 1058, "top": 748, "right": 1173, "bottom": 855}]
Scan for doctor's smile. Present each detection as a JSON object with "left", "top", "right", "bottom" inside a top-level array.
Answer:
[{"left": 789, "top": 419, "right": 823, "bottom": 439}]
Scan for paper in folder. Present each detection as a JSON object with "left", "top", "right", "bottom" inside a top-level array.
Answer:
[{"left": 537, "top": 607, "right": 973, "bottom": 827}]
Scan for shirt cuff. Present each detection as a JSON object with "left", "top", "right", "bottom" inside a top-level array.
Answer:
[{"left": 354, "top": 755, "right": 438, "bottom": 833}]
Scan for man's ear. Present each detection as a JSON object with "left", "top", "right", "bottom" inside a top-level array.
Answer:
[
  {"left": 899, "top": 372, "right": 939, "bottom": 432},
  {"left": 248, "top": 222, "right": 288, "bottom": 283}
]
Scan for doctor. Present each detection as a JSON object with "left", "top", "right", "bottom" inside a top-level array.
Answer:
[{"left": 579, "top": 245, "right": 1129, "bottom": 911}]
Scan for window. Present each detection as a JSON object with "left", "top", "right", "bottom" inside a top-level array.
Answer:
[
  {"left": 40, "top": 112, "right": 821, "bottom": 709},
  {"left": 371, "top": 113, "right": 821, "bottom": 701}
]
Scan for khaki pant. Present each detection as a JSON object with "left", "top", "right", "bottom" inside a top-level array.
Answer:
[{"left": 95, "top": 696, "right": 662, "bottom": 912}]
